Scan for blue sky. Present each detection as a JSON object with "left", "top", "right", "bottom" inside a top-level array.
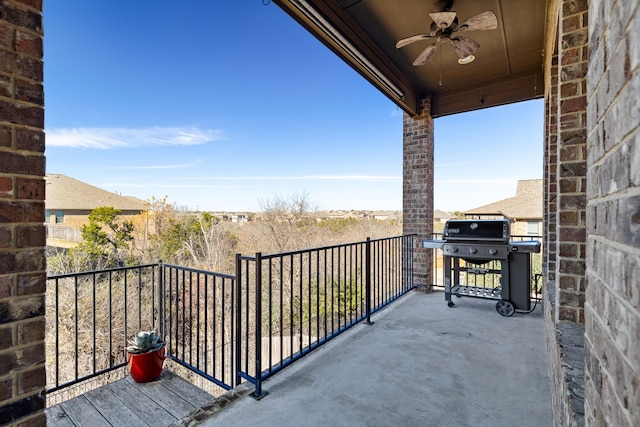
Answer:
[{"left": 44, "top": 1, "right": 543, "bottom": 212}]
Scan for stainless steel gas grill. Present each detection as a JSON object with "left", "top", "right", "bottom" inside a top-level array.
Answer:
[{"left": 423, "top": 219, "right": 541, "bottom": 316}]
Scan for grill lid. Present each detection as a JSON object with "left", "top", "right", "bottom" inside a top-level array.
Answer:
[{"left": 443, "top": 219, "right": 510, "bottom": 242}]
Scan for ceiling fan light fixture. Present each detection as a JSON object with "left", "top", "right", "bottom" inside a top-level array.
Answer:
[{"left": 457, "top": 54, "right": 475, "bottom": 64}]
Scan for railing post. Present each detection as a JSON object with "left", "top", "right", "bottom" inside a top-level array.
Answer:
[
  {"left": 158, "top": 260, "right": 164, "bottom": 340},
  {"left": 408, "top": 235, "right": 415, "bottom": 289},
  {"left": 234, "top": 253, "right": 242, "bottom": 387},
  {"left": 365, "top": 238, "right": 374, "bottom": 325},
  {"left": 253, "top": 252, "right": 268, "bottom": 399}
]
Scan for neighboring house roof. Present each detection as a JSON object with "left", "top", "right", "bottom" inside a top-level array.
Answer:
[
  {"left": 434, "top": 210, "right": 453, "bottom": 221},
  {"left": 463, "top": 179, "right": 542, "bottom": 220},
  {"left": 45, "top": 174, "right": 147, "bottom": 211}
]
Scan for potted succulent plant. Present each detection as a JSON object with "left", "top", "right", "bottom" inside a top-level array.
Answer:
[{"left": 126, "top": 330, "right": 166, "bottom": 383}]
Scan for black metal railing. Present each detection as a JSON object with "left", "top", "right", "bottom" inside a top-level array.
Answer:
[
  {"left": 235, "top": 235, "right": 415, "bottom": 398},
  {"left": 45, "top": 264, "right": 159, "bottom": 394},
  {"left": 429, "top": 233, "right": 544, "bottom": 297},
  {"left": 160, "top": 264, "right": 237, "bottom": 391},
  {"left": 45, "top": 234, "right": 416, "bottom": 400}
]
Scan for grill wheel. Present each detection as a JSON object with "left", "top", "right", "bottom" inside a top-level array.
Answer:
[{"left": 495, "top": 300, "right": 515, "bottom": 317}]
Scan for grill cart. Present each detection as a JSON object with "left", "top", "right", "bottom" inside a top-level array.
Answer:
[{"left": 423, "top": 219, "right": 541, "bottom": 317}]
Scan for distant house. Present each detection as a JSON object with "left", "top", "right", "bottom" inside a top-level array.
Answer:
[
  {"left": 463, "top": 179, "right": 543, "bottom": 236},
  {"left": 367, "top": 211, "right": 400, "bottom": 221},
  {"left": 434, "top": 210, "right": 453, "bottom": 223},
  {"left": 217, "top": 213, "right": 251, "bottom": 223},
  {"left": 45, "top": 174, "right": 147, "bottom": 245}
]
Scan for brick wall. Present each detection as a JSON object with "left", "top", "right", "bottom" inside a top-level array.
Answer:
[
  {"left": 0, "top": 1, "right": 47, "bottom": 426},
  {"left": 584, "top": 0, "right": 640, "bottom": 425},
  {"left": 555, "top": 0, "right": 588, "bottom": 324},
  {"left": 402, "top": 98, "right": 434, "bottom": 291}
]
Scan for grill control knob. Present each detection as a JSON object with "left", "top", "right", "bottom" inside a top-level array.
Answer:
[
  {"left": 450, "top": 246, "right": 458, "bottom": 253},
  {"left": 469, "top": 247, "right": 477, "bottom": 254},
  {"left": 489, "top": 248, "right": 497, "bottom": 255}
]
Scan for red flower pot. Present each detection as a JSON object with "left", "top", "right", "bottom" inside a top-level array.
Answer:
[{"left": 127, "top": 346, "right": 166, "bottom": 383}]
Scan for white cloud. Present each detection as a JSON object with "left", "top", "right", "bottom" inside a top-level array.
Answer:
[
  {"left": 99, "top": 161, "right": 205, "bottom": 170},
  {"left": 46, "top": 127, "right": 223, "bottom": 149},
  {"left": 181, "top": 175, "right": 400, "bottom": 182},
  {"left": 100, "top": 182, "right": 243, "bottom": 189}
]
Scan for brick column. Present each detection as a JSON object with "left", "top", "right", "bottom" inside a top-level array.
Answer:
[
  {"left": 403, "top": 98, "right": 434, "bottom": 291},
  {"left": 0, "top": 1, "right": 47, "bottom": 426},
  {"left": 544, "top": 54, "right": 559, "bottom": 286},
  {"left": 554, "top": 0, "right": 588, "bottom": 324}
]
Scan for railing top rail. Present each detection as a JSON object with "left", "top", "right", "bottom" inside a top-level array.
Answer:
[
  {"left": 47, "top": 263, "right": 158, "bottom": 280},
  {"left": 510, "top": 234, "right": 543, "bottom": 240},
  {"left": 161, "top": 263, "right": 235, "bottom": 280},
  {"left": 241, "top": 234, "right": 415, "bottom": 261},
  {"left": 47, "top": 261, "right": 242, "bottom": 282}
]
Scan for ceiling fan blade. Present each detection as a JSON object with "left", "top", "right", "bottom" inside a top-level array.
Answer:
[
  {"left": 429, "top": 11, "right": 457, "bottom": 29},
  {"left": 450, "top": 36, "right": 480, "bottom": 59},
  {"left": 396, "top": 33, "right": 434, "bottom": 49},
  {"left": 456, "top": 11, "right": 498, "bottom": 32},
  {"left": 413, "top": 44, "right": 439, "bottom": 66}
]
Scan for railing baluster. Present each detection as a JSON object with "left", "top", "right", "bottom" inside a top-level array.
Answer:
[
  {"left": 55, "top": 278, "right": 59, "bottom": 388},
  {"left": 108, "top": 271, "right": 113, "bottom": 367},
  {"left": 137, "top": 267, "right": 142, "bottom": 331},
  {"left": 315, "top": 250, "right": 320, "bottom": 346},
  {"left": 289, "top": 254, "right": 293, "bottom": 361},
  {"left": 234, "top": 254, "right": 242, "bottom": 387},
  {"left": 253, "top": 252, "right": 266, "bottom": 399},
  {"left": 366, "top": 238, "right": 372, "bottom": 324},
  {"left": 268, "top": 258, "right": 273, "bottom": 372},
  {"left": 92, "top": 274, "right": 96, "bottom": 375},
  {"left": 307, "top": 250, "right": 312, "bottom": 349},
  {"left": 74, "top": 275, "right": 78, "bottom": 382},
  {"left": 196, "top": 272, "right": 201, "bottom": 371},
  {"left": 279, "top": 256, "right": 284, "bottom": 367},
  {"left": 323, "top": 249, "right": 328, "bottom": 341},
  {"left": 298, "top": 253, "right": 303, "bottom": 354},
  {"left": 123, "top": 270, "right": 128, "bottom": 361}
]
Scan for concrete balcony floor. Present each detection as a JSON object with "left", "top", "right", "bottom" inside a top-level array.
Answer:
[{"left": 200, "top": 290, "right": 553, "bottom": 427}]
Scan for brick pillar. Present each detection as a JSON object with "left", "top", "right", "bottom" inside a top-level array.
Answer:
[
  {"left": 403, "top": 98, "right": 434, "bottom": 291},
  {"left": 554, "top": 0, "right": 588, "bottom": 324},
  {"left": 544, "top": 54, "right": 559, "bottom": 287},
  {"left": 0, "top": 1, "right": 47, "bottom": 426}
]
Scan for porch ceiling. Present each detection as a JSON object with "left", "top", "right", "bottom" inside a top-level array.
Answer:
[{"left": 273, "top": 0, "right": 549, "bottom": 117}]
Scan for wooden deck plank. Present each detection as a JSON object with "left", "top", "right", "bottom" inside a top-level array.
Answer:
[
  {"left": 108, "top": 378, "right": 178, "bottom": 426},
  {"left": 46, "top": 370, "right": 215, "bottom": 426},
  {"left": 158, "top": 374, "right": 215, "bottom": 408},
  {"left": 84, "top": 385, "right": 148, "bottom": 427},
  {"left": 58, "top": 396, "right": 111, "bottom": 427},
  {"left": 44, "top": 404, "right": 76, "bottom": 427},
  {"left": 124, "top": 375, "right": 198, "bottom": 419}
]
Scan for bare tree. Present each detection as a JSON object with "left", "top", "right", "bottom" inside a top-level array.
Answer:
[
  {"left": 253, "top": 192, "right": 322, "bottom": 253},
  {"left": 180, "top": 213, "right": 237, "bottom": 272}
]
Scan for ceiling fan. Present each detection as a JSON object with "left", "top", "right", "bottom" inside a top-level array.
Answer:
[{"left": 396, "top": 0, "right": 498, "bottom": 66}]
